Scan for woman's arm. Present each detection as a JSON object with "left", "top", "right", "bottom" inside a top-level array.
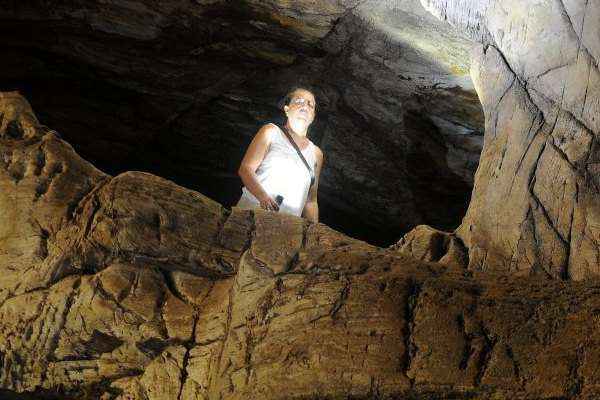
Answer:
[
  {"left": 302, "top": 146, "right": 324, "bottom": 223},
  {"left": 238, "top": 124, "right": 280, "bottom": 211}
]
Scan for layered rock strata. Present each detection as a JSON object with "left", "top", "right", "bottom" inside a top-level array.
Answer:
[
  {"left": 2, "top": 93, "right": 600, "bottom": 399},
  {"left": 422, "top": 0, "right": 600, "bottom": 279}
]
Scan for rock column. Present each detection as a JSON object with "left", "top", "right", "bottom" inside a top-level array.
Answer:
[{"left": 422, "top": 0, "right": 600, "bottom": 279}]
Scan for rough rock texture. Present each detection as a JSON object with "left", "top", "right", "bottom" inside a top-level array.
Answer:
[
  {"left": 420, "top": 0, "right": 600, "bottom": 280},
  {"left": 3, "top": 94, "right": 600, "bottom": 400},
  {"left": 0, "top": 0, "right": 484, "bottom": 245},
  {"left": 3, "top": 0, "right": 600, "bottom": 397},
  {"left": 391, "top": 224, "right": 468, "bottom": 270}
]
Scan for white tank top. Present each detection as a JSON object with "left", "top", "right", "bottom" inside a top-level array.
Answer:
[{"left": 237, "top": 123, "right": 316, "bottom": 216}]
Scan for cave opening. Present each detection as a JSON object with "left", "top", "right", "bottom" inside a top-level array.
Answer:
[{"left": 0, "top": 0, "right": 484, "bottom": 247}]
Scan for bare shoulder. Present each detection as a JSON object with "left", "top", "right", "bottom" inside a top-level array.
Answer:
[
  {"left": 254, "top": 123, "right": 278, "bottom": 142},
  {"left": 314, "top": 144, "right": 324, "bottom": 162},
  {"left": 262, "top": 123, "right": 280, "bottom": 136}
]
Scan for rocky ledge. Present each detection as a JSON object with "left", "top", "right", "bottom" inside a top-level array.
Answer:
[{"left": 1, "top": 92, "right": 600, "bottom": 400}]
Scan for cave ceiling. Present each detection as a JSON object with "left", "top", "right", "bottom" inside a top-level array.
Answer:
[{"left": 0, "top": 0, "right": 484, "bottom": 245}]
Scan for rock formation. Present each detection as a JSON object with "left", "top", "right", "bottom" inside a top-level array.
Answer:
[
  {"left": 1, "top": 87, "right": 600, "bottom": 399},
  {"left": 0, "top": 0, "right": 484, "bottom": 245},
  {"left": 1, "top": 0, "right": 600, "bottom": 398},
  {"left": 421, "top": 0, "right": 600, "bottom": 279}
]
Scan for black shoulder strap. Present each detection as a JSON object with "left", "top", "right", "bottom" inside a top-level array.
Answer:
[{"left": 280, "top": 125, "right": 315, "bottom": 187}]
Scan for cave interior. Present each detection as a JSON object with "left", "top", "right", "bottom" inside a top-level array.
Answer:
[{"left": 0, "top": 0, "right": 485, "bottom": 246}]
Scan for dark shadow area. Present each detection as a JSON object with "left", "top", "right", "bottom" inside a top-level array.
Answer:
[
  {"left": 0, "top": 6, "right": 482, "bottom": 247},
  {"left": 0, "top": 387, "right": 119, "bottom": 400},
  {"left": 0, "top": 54, "right": 473, "bottom": 247},
  {"left": 0, "top": 389, "right": 62, "bottom": 400}
]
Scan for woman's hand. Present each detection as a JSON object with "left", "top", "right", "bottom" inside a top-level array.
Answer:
[{"left": 258, "top": 194, "right": 280, "bottom": 212}]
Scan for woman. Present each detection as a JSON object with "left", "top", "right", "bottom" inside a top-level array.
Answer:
[{"left": 236, "top": 87, "right": 324, "bottom": 223}]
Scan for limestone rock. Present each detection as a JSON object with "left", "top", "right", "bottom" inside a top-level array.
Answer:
[
  {"left": 2, "top": 92, "right": 600, "bottom": 400},
  {"left": 391, "top": 224, "right": 468, "bottom": 269},
  {"left": 422, "top": 0, "right": 600, "bottom": 279}
]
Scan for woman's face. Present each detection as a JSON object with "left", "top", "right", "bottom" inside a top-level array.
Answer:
[{"left": 284, "top": 89, "right": 316, "bottom": 132}]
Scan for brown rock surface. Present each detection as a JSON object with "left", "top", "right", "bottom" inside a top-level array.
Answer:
[
  {"left": 420, "top": 0, "right": 600, "bottom": 280},
  {"left": 2, "top": 93, "right": 600, "bottom": 399},
  {"left": 391, "top": 224, "right": 468, "bottom": 270}
]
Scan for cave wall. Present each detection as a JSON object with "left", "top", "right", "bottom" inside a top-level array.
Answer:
[
  {"left": 422, "top": 0, "right": 600, "bottom": 279},
  {"left": 0, "top": 0, "right": 484, "bottom": 245},
  {"left": 2, "top": 1, "right": 600, "bottom": 397}
]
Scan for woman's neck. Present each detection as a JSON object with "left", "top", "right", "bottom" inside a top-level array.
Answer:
[{"left": 285, "top": 121, "right": 308, "bottom": 137}]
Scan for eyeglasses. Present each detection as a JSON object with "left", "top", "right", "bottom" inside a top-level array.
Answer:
[{"left": 289, "top": 97, "right": 316, "bottom": 109}]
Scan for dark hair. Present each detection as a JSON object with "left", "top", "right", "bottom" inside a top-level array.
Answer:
[{"left": 278, "top": 87, "right": 318, "bottom": 113}]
